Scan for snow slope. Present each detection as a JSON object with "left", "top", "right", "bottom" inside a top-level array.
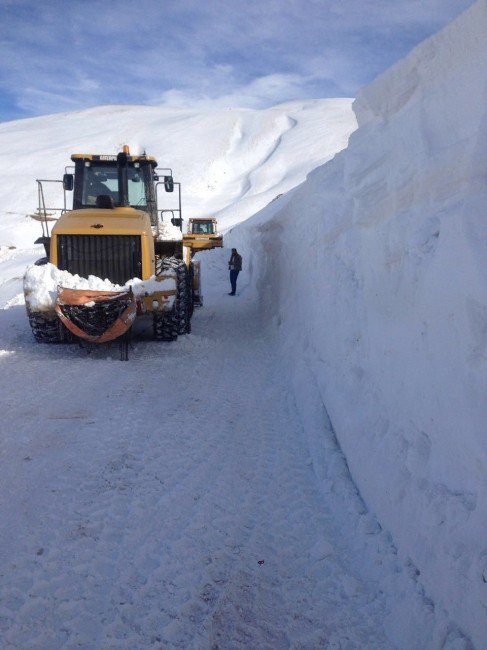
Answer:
[
  {"left": 0, "top": 98, "right": 355, "bottom": 249},
  {"left": 227, "top": 1, "right": 487, "bottom": 647}
]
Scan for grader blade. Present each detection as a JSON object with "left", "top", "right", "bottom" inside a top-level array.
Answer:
[{"left": 55, "top": 287, "right": 136, "bottom": 343}]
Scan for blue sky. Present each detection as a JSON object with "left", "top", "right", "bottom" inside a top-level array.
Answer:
[{"left": 0, "top": 0, "right": 475, "bottom": 122}]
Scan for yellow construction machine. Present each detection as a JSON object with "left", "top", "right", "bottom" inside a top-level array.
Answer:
[
  {"left": 24, "top": 146, "right": 223, "bottom": 355},
  {"left": 183, "top": 217, "right": 222, "bottom": 306}
]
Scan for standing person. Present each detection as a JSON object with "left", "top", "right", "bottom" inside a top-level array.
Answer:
[{"left": 228, "top": 248, "right": 242, "bottom": 295}]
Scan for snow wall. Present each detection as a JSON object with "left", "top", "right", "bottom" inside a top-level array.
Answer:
[{"left": 229, "top": 1, "right": 487, "bottom": 646}]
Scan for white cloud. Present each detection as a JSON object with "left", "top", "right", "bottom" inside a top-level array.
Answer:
[{"left": 0, "top": 0, "right": 476, "bottom": 120}]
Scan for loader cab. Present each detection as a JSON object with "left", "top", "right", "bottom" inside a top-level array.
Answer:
[
  {"left": 70, "top": 154, "right": 159, "bottom": 224},
  {"left": 182, "top": 217, "right": 223, "bottom": 261},
  {"left": 189, "top": 218, "right": 217, "bottom": 235}
]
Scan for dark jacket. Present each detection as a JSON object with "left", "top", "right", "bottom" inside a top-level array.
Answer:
[{"left": 229, "top": 253, "right": 242, "bottom": 271}]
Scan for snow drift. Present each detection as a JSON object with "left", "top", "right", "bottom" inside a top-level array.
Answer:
[{"left": 229, "top": 1, "right": 487, "bottom": 646}]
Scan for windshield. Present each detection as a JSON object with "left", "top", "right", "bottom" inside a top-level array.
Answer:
[
  {"left": 82, "top": 164, "right": 147, "bottom": 207},
  {"left": 191, "top": 221, "right": 214, "bottom": 234}
]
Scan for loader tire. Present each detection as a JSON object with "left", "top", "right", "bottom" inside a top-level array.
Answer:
[
  {"left": 27, "top": 312, "right": 70, "bottom": 344},
  {"left": 156, "top": 256, "right": 191, "bottom": 336},
  {"left": 152, "top": 312, "right": 177, "bottom": 341},
  {"left": 187, "top": 262, "right": 195, "bottom": 321}
]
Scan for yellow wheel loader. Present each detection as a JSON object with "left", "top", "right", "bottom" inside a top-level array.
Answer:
[
  {"left": 183, "top": 217, "right": 223, "bottom": 306},
  {"left": 24, "top": 146, "right": 222, "bottom": 354}
]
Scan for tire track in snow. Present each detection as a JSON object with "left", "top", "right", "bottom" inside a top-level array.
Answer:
[{"left": 0, "top": 267, "right": 392, "bottom": 648}]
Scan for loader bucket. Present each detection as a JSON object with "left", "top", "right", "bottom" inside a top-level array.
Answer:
[{"left": 55, "top": 287, "right": 136, "bottom": 343}]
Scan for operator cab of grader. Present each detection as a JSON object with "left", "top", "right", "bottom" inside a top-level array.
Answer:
[{"left": 25, "top": 145, "right": 222, "bottom": 357}]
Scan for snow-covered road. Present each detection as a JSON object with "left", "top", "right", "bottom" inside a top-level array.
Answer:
[
  {"left": 1, "top": 4, "right": 485, "bottom": 644},
  {"left": 0, "top": 251, "right": 399, "bottom": 649}
]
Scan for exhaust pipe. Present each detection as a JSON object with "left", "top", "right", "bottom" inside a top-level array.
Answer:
[{"left": 117, "top": 149, "right": 130, "bottom": 207}]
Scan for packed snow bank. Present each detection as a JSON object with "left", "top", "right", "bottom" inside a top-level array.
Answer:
[
  {"left": 229, "top": 1, "right": 487, "bottom": 646},
  {"left": 154, "top": 220, "right": 183, "bottom": 241},
  {"left": 24, "top": 263, "right": 176, "bottom": 311}
]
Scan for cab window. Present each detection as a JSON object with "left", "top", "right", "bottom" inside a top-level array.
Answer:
[
  {"left": 81, "top": 164, "right": 147, "bottom": 207},
  {"left": 82, "top": 165, "right": 119, "bottom": 206},
  {"left": 128, "top": 168, "right": 147, "bottom": 206},
  {"left": 192, "top": 221, "right": 214, "bottom": 234}
]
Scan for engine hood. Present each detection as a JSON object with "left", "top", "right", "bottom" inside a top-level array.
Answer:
[{"left": 52, "top": 207, "right": 152, "bottom": 236}]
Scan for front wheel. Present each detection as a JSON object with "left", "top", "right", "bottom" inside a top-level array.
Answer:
[
  {"left": 27, "top": 311, "right": 71, "bottom": 343},
  {"left": 155, "top": 256, "right": 192, "bottom": 336},
  {"left": 153, "top": 312, "right": 177, "bottom": 341}
]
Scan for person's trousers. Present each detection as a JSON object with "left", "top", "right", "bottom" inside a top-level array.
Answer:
[{"left": 230, "top": 269, "right": 240, "bottom": 294}]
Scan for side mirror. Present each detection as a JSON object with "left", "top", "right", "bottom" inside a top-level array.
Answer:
[
  {"left": 171, "top": 217, "right": 182, "bottom": 228},
  {"left": 63, "top": 173, "right": 74, "bottom": 191},
  {"left": 164, "top": 176, "right": 174, "bottom": 192}
]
